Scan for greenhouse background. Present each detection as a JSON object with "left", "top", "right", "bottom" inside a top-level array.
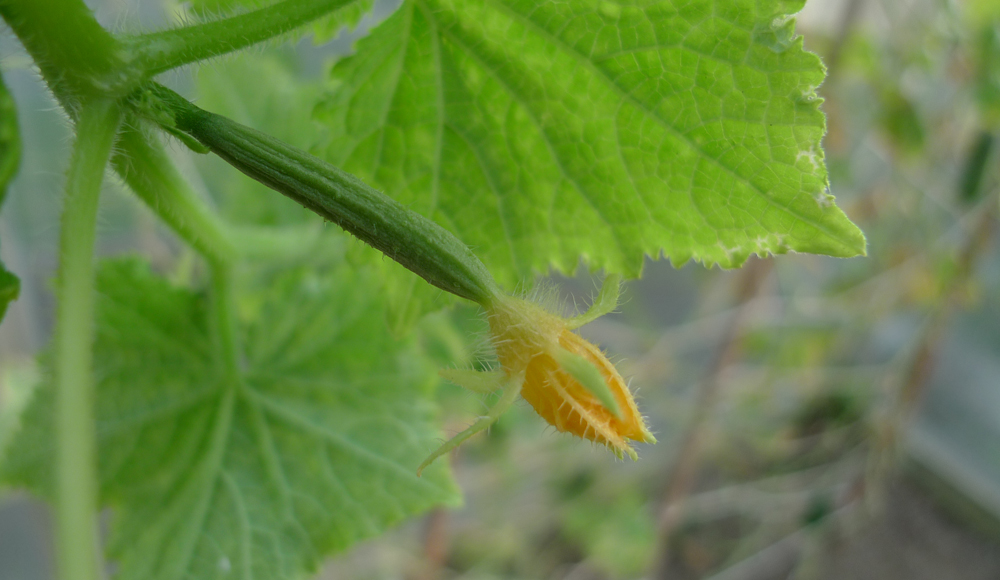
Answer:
[{"left": 1, "top": 0, "right": 999, "bottom": 578}]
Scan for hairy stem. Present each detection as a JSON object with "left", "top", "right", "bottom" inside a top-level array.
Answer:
[
  {"left": 0, "top": 0, "right": 124, "bottom": 100},
  {"left": 210, "top": 264, "right": 241, "bottom": 380},
  {"left": 122, "top": 0, "right": 360, "bottom": 78},
  {"left": 113, "top": 124, "right": 245, "bottom": 379},
  {"left": 54, "top": 99, "right": 121, "bottom": 580},
  {"left": 113, "top": 122, "right": 236, "bottom": 267}
]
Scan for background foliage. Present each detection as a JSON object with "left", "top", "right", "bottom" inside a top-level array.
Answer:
[{"left": 0, "top": 0, "right": 998, "bottom": 579}]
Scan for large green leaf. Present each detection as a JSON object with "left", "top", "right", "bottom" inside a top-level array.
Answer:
[
  {"left": 0, "top": 69, "right": 21, "bottom": 322},
  {"left": 315, "top": 0, "right": 866, "bottom": 292},
  {"left": 1, "top": 258, "right": 458, "bottom": 580}
]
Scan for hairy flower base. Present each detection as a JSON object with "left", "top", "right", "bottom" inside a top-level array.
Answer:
[
  {"left": 418, "top": 281, "right": 655, "bottom": 475},
  {"left": 489, "top": 296, "right": 655, "bottom": 459}
]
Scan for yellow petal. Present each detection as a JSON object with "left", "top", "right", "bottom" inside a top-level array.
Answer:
[{"left": 486, "top": 295, "right": 654, "bottom": 458}]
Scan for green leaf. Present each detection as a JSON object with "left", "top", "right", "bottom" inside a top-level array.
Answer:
[
  {"left": 193, "top": 52, "right": 325, "bottom": 226},
  {"left": 1, "top": 258, "right": 459, "bottom": 580},
  {"left": 0, "top": 69, "right": 21, "bottom": 322},
  {"left": 358, "top": 241, "right": 453, "bottom": 335},
  {"left": 973, "top": 22, "right": 1000, "bottom": 126},
  {"left": 0, "top": 267, "right": 18, "bottom": 321},
  {"left": 315, "top": 0, "right": 866, "bottom": 293},
  {"left": 561, "top": 490, "right": 656, "bottom": 577}
]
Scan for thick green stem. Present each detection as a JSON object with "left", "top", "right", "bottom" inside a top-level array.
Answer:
[
  {"left": 113, "top": 122, "right": 236, "bottom": 267},
  {"left": 122, "top": 0, "right": 358, "bottom": 78},
  {"left": 54, "top": 99, "right": 121, "bottom": 580},
  {"left": 210, "top": 264, "right": 241, "bottom": 380},
  {"left": 0, "top": 0, "right": 124, "bottom": 101}
]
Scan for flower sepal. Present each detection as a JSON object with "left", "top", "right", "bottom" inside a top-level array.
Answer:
[{"left": 419, "top": 275, "right": 655, "bottom": 474}]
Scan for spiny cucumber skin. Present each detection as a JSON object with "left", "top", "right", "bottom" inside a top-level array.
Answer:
[{"left": 162, "top": 87, "right": 499, "bottom": 305}]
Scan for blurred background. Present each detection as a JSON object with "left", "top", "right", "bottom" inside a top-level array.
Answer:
[{"left": 1, "top": 0, "right": 999, "bottom": 578}]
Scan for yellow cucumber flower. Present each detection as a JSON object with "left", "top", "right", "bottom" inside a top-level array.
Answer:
[
  {"left": 491, "top": 295, "right": 656, "bottom": 454},
  {"left": 418, "top": 275, "right": 655, "bottom": 475},
  {"left": 147, "top": 84, "right": 652, "bottom": 476}
]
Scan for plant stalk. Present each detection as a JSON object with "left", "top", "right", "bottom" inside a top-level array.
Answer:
[
  {"left": 122, "top": 0, "right": 359, "bottom": 78},
  {"left": 210, "top": 264, "right": 241, "bottom": 380},
  {"left": 113, "top": 123, "right": 237, "bottom": 267},
  {"left": 54, "top": 99, "right": 121, "bottom": 580},
  {"left": 0, "top": 0, "right": 124, "bottom": 101}
]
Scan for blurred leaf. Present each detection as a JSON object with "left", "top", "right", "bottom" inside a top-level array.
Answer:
[
  {"left": 802, "top": 492, "right": 834, "bottom": 527},
  {"left": 974, "top": 24, "right": 1000, "bottom": 126},
  {"left": 966, "top": 0, "right": 1000, "bottom": 29},
  {"left": 415, "top": 304, "right": 485, "bottom": 368},
  {"left": 192, "top": 52, "right": 324, "bottom": 226},
  {"left": 1, "top": 258, "right": 459, "bottom": 580},
  {"left": 793, "top": 391, "right": 864, "bottom": 438},
  {"left": 880, "top": 89, "right": 925, "bottom": 155},
  {"left": 743, "top": 325, "right": 837, "bottom": 368},
  {"left": 958, "top": 131, "right": 994, "bottom": 203},
  {"left": 315, "top": 0, "right": 866, "bottom": 311},
  {"left": 0, "top": 69, "right": 20, "bottom": 322},
  {"left": 0, "top": 70, "right": 18, "bottom": 207},
  {"left": 838, "top": 33, "right": 880, "bottom": 79},
  {"left": 0, "top": 362, "right": 38, "bottom": 458},
  {"left": 0, "top": 268, "right": 17, "bottom": 322},
  {"left": 561, "top": 490, "right": 656, "bottom": 577}
]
